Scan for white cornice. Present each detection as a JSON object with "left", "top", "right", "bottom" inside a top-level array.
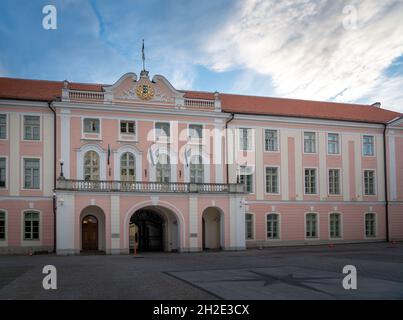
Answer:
[
  {"left": 231, "top": 113, "right": 385, "bottom": 129},
  {"left": 0, "top": 99, "right": 49, "bottom": 108},
  {"left": 0, "top": 98, "right": 390, "bottom": 129},
  {"left": 52, "top": 101, "right": 229, "bottom": 119}
]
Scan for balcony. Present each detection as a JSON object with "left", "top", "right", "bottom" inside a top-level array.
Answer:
[{"left": 56, "top": 179, "right": 245, "bottom": 194}]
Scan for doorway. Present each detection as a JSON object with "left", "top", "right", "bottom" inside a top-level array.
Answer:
[{"left": 82, "top": 215, "right": 98, "bottom": 251}]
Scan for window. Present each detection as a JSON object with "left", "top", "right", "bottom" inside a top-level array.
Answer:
[
  {"left": 155, "top": 122, "right": 170, "bottom": 140},
  {"left": 83, "top": 118, "right": 100, "bottom": 133},
  {"left": 0, "top": 157, "right": 5, "bottom": 188},
  {"left": 239, "top": 128, "right": 252, "bottom": 151},
  {"left": 306, "top": 213, "right": 318, "bottom": 238},
  {"left": 245, "top": 213, "right": 254, "bottom": 240},
  {"left": 24, "top": 211, "right": 39, "bottom": 240},
  {"left": 304, "top": 132, "right": 316, "bottom": 153},
  {"left": 24, "top": 115, "right": 40, "bottom": 140},
  {"left": 329, "top": 213, "right": 341, "bottom": 238},
  {"left": 120, "top": 152, "right": 135, "bottom": 182},
  {"left": 84, "top": 151, "right": 99, "bottom": 181},
  {"left": 328, "top": 133, "right": 339, "bottom": 154},
  {"left": 267, "top": 214, "right": 279, "bottom": 239},
  {"left": 0, "top": 211, "right": 5, "bottom": 240},
  {"left": 189, "top": 124, "right": 203, "bottom": 140},
  {"left": 237, "top": 166, "right": 253, "bottom": 193},
  {"left": 328, "top": 169, "right": 340, "bottom": 195},
  {"left": 24, "top": 158, "right": 40, "bottom": 189},
  {"left": 304, "top": 168, "right": 317, "bottom": 194},
  {"left": 364, "top": 170, "right": 375, "bottom": 195},
  {"left": 120, "top": 121, "right": 135, "bottom": 134},
  {"left": 190, "top": 156, "right": 203, "bottom": 183},
  {"left": 156, "top": 154, "right": 170, "bottom": 183},
  {"left": 365, "top": 213, "right": 376, "bottom": 237},
  {"left": 266, "top": 167, "right": 279, "bottom": 194},
  {"left": 0, "top": 114, "right": 6, "bottom": 139},
  {"left": 363, "top": 135, "right": 374, "bottom": 156},
  {"left": 265, "top": 129, "right": 278, "bottom": 151}
]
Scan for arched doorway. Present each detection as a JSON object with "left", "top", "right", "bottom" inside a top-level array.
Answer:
[
  {"left": 129, "top": 206, "right": 179, "bottom": 253},
  {"left": 82, "top": 215, "right": 98, "bottom": 251},
  {"left": 80, "top": 205, "right": 106, "bottom": 253},
  {"left": 202, "top": 207, "right": 223, "bottom": 250}
]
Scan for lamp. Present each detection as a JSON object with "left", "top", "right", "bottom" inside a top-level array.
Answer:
[{"left": 59, "top": 159, "right": 65, "bottom": 180}]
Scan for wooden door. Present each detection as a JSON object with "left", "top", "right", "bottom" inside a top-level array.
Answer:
[{"left": 82, "top": 215, "right": 98, "bottom": 251}]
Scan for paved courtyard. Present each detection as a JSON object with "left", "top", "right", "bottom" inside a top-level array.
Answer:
[{"left": 0, "top": 242, "right": 402, "bottom": 300}]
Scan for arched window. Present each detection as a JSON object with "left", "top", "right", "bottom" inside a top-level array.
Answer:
[
  {"left": 190, "top": 156, "right": 203, "bottom": 183},
  {"left": 120, "top": 152, "right": 135, "bottom": 181},
  {"left": 267, "top": 213, "right": 279, "bottom": 239},
  {"left": 156, "top": 154, "right": 170, "bottom": 183},
  {"left": 84, "top": 151, "right": 100, "bottom": 181}
]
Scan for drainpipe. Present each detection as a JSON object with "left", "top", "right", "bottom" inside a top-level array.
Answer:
[
  {"left": 383, "top": 124, "right": 389, "bottom": 242},
  {"left": 225, "top": 113, "right": 235, "bottom": 185},
  {"left": 47, "top": 101, "right": 57, "bottom": 253}
]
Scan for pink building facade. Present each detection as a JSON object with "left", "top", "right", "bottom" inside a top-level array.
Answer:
[{"left": 0, "top": 69, "right": 402, "bottom": 255}]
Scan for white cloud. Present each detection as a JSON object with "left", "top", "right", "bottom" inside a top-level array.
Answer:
[
  {"left": 200, "top": 0, "right": 403, "bottom": 111},
  {"left": 360, "top": 75, "right": 403, "bottom": 113}
]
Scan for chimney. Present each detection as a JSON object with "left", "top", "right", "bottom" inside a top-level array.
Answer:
[{"left": 371, "top": 102, "right": 381, "bottom": 108}]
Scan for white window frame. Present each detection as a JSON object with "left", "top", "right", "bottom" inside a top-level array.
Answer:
[
  {"left": 266, "top": 212, "right": 281, "bottom": 240},
  {"left": 21, "top": 156, "right": 41, "bottom": 190},
  {"left": 329, "top": 212, "right": 343, "bottom": 239},
  {"left": 327, "top": 132, "right": 340, "bottom": 155},
  {"left": 304, "top": 167, "right": 318, "bottom": 195},
  {"left": 303, "top": 131, "right": 317, "bottom": 154},
  {"left": 0, "top": 156, "right": 8, "bottom": 190},
  {"left": 305, "top": 212, "right": 320, "bottom": 240},
  {"left": 21, "top": 210, "right": 42, "bottom": 246},
  {"left": 238, "top": 128, "right": 254, "bottom": 151},
  {"left": 362, "top": 134, "right": 375, "bottom": 157},
  {"left": 236, "top": 166, "right": 254, "bottom": 194},
  {"left": 154, "top": 121, "right": 172, "bottom": 144},
  {"left": 328, "top": 168, "right": 342, "bottom": 196},
  {"left": 187, "top": 123, "right": 204, "bottom": 144},
  {"left": 120, "top": 152, "right": 136, "bottom": 182},
  {"left": 83, "top": 150, "right": 101, "bottom": 181},
  {"left": 0, "top": 113, "right": 8, "bottom": 140},
  {"left": 22, "top": 114, "right": 42, "bottom": 142},
  {"left": 189, "top": 155, "right": 204, "bottom": 184},
  {"left": 118, "top": 119, "right": 138, "bottom": 142},
  {"left": 245, "top": 212, "right": 255, "bottom": 241},
  {"left": 364, "top": 212, "right": 377, "bottom": 238},
  {"left": 363, "top": 169, "right": 377, "bottom": 196},
  {"left": 264, "top": 128, "right": 279, "bottom": 152},
  {"left": 265, "top": 165, "right": 280, "bottom": 195},
  {"left": 82, "top": 117, "right": 101, "bottom": 136}
]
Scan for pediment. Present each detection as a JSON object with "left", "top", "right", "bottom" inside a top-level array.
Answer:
[{"left": 103, "top": 71, "right": 184, "bottom": 105}]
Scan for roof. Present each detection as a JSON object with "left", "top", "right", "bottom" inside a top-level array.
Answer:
[{"left": 0, "top": 77, "right": 401, "bottom": 124}]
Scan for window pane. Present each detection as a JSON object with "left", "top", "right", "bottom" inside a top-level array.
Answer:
[{"left": 0, "top": 114, "right": 6, "bottom": 139}]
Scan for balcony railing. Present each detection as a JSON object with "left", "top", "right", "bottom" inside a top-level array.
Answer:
[{"left": 56, "top": 179, "right": 245, "bottom": 194}]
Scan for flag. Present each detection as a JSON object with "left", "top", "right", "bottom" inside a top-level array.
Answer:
[{"left": 107, "top": 144, "right": 110, "bottom": 165}]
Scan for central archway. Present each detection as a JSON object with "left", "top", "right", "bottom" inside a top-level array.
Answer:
[{"left": 129, "top": 205, "right": 180, "bottom": 253}]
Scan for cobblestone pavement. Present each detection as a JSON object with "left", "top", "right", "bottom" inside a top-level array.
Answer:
[{"left": 0, "top": 242, "right": 402, "bottom": 299}]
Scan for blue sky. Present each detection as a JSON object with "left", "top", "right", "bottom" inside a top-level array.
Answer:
[{"left": 0, "top": 0, "right": 403, "bottom": 112}]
